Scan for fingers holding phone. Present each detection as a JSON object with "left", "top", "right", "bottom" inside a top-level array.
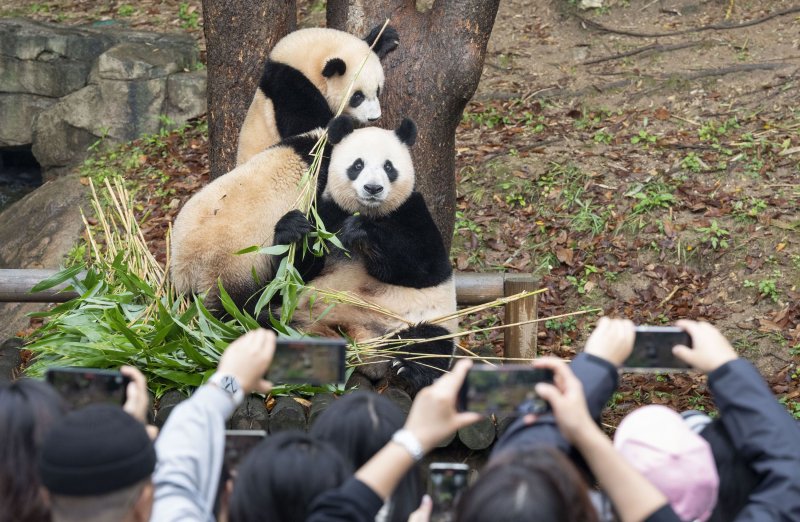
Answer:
[
  {"left": 584, "top": 317, "right": 635, "bottom": 366},
  {"left": 120, "top": 365, "right": 150, "bottom": 424},
  {"left": 218, "top": 329, "right": 276, "bottom": 394},
  {"left": 673, "top": 320, "right": 738, "bottom": 373},
  {"left": 532, "top": 357, "right": 594, "bottom": 445}
]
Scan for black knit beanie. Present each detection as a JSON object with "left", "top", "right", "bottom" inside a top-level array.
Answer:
[{"left": 38, "top": 403, "right": 156, "bottom": 496}]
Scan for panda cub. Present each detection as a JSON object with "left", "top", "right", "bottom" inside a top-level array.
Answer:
[
  {"left": 276, "top": 116, "right": 457, "bottom": 394},
  {"left": 236, "top": 25, "right": 399, "bottom": 166}
]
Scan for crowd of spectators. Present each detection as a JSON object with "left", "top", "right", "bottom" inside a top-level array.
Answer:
[{"left": 1, "top": 319, "right": 799, "bottom": 522}]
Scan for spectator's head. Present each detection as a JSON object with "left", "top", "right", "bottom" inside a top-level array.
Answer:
[
  {"left": 454, "top": 447, "right": 599, "bottom": 522},
  {"left": 614, "top": 405, "right": 719, "bottom": 522},
  {"left": 310, "top": 391, "right": 423, "bottom": 522},
  {"left": 699, "top": 420, "right": 759, "bottom": 522},
  {"left": 38, "top": 403, "right": 156, "bottom": 522},
  {"left": 229, "top": 430, "right": 352, "bottom": 522},
  {"left": 0, "top": 379, "right": 67, "bottom": 522}
]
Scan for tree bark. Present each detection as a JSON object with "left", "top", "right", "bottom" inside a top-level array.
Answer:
[
  {"left": 202, "top": 0, "right": 297, "bottom": 178},
  {"left": 327, "top": 0, "right": 500, "bottom": 250}
]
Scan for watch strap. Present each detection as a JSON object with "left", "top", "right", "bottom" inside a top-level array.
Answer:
[
  {"left": 208, "top": 372, "right": 244, "bottom": 406},
  {"left": 391, "top": 429, "right": 424, "bottom": 461}
]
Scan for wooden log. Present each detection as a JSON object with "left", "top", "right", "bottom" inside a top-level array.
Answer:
[
  {"left": 154, "top": 390, "right": 188, "bottom": 427},
  {"left": 229, "top": 395, "right": 270, "bottom": 431},
  {"left": 0, "top": 269, "right": 80, "bottom": 303},
  {"left": 382, "top": 386, "right": 412, "bottom": 417},
  {"left": 436, "top": 430, "right": 458, "bottom": 448},
  {"left": 308, "top": 393, "right": 336, "bottom": 427},
  {"left": 457, "top": 416, "right": 496, "bottom": 450},
  {"left": 503, "top": 274, "right": 538, "bottom": 360},
  {"left": 269, "top": 396, "right": 307, "bottom": 433},
  {"left": 345, "top": 372, "right": 374, "bottom": 392},
  {"left": 0, "top": 270, "right": 529, "bottom": 305}
]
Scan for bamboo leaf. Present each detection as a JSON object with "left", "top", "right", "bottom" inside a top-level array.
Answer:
[{"left": 30, "top": 264, "right": 85, "bottom": 293}]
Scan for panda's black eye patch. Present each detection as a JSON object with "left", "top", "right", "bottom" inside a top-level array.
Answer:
[
  {"left": 347, "top": 158, "right": 364, "bottom": 180},
  {"left": 350, "top": 91, "right": 365, "bottom": 108},
  {"left": 383, "top": 160, "right": 397, "bottom": 182}
]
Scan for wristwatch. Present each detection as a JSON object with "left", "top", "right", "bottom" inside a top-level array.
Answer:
[
  {"left": 391, "top": 429, "right": 425, "bottom": 462},
  {"left": 208, "top": 373, "right": 244, "bottom": 406}
]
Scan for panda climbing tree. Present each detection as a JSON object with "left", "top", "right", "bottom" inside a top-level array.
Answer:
[{"left": 200, "top": 0, "right": 501, "bottom": 250}]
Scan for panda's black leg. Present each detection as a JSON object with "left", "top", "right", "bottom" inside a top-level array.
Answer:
[
  {"left": 274, "top": 210, "right": 313, "bottom": 246},
  {"left": 388, "top": 323, "right": 454, "bottom": 397}
]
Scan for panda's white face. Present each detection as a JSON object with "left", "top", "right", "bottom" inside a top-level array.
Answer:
[
  {"left": 326, "top": 127, "right": 414, "bottom": 217},
  {"left": 346, "top": 87, "right": 381, "bottom": 123},
  {"left": 326, "top": 53, "right": 385, "bottom": 124}
]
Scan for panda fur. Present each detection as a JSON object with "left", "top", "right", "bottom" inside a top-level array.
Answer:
[
  {"left": 276, "top": 116, "right": 457, "bottom": 394},
  {"left": 170, "top": 129, "right": 331, "bottom": 317},
  {"left": 236, "top": 25, "right": 399, "bottom": 166}
]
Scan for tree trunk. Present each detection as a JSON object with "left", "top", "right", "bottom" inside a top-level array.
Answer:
[
  {"left": 327, "top": 0, "right": 500, "bottom": 250},
  {"left": 202, "top": 0, "right": 297, "bottom": 178}
]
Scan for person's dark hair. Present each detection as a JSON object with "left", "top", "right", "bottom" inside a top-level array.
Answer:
[
  {"left": 454, "top": 447, "right": 599, "bottom": 522},
  {"left": 701, "top": 420, "right": 759, "bottom": 522},
  {"left": 229, "top": 431, "right": 352, "bottom": 522},
  {"left": 0, "top": 379, "right": 67, "bottom": 522},
  {"left": 310, "top": 391, "right": 423, "bottom": 522}
]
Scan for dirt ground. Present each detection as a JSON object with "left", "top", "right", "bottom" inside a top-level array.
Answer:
[{"left": 5, "top": 0, "right": 798, "bottom": 422}]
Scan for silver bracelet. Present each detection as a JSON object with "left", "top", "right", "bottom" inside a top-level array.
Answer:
[{"left": 391, "top": 429, "right": 425, "bottom": 461}]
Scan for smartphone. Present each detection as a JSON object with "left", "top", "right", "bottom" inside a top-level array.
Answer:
[
  {"left": 429, "top": 463, "right": 470, "bottom": 522},
  {"left": 224, "top": 430, "right": 266, "bottom": 472},
  {"left": 623, "top": 326, "right": 692, "bottom": 369},
  {"left": 45, "top": 367, "right": 130, "bottom": 409},
  {"left": 457, "top": 364, "right": 554, "bottom": 417},
  {"left": 267, "top": 337, "right": 347, "bottom": 385}
]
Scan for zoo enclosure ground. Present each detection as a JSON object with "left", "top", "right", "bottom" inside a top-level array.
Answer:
[{"left": 4, "top": 0, "right": 798, "bottom": 424}]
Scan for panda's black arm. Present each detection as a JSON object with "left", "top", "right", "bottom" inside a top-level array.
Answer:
[
  {"left": 261, "top": 60, "right": 334, "bottom": 139},
  {"left": 349, "top": 192, "right": 452, "bottom": 288}
]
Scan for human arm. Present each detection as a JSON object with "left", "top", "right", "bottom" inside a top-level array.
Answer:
[
  {"left": 150, "top": 329, "right": 275, "bottom": 522},
  {"left": 307, "top": 359, "right": 481, "bottom": 521},
  {"left": 673, "top": 321, "right": 800, "bottom": 521},
  {"left": 534, "top": 358, "right": 679, "bottom": 522}
]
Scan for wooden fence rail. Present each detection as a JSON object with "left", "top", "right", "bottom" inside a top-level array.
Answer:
[{"left": 0, "top": 269, "right": 538, "bottom": 358}]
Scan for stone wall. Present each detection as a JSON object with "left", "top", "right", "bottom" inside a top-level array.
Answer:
[{"left": 0, "top": 18, "right": 207, "bottom": 177}]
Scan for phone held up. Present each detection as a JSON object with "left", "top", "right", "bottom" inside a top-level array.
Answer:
[
  {"left": 457, "top": 364, "right": 555, "bottom": 417},
  {"left": 623, "top": 326, "right": 693, "bottom": 370},
  {"left": 429, "top": 462, "right": 470, "bottom": 522},
  {"left": 224, "top": 430, "right": 266, "bottom": 472},
  {"left": 45, "top": 367, "right": 130, "bottom": 410},
  {"left": 267, "top": 337, "right": 347, "bottom": 385}
]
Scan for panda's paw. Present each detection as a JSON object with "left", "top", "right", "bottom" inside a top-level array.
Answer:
[
  {"left": 339, "top": 216, "right": 369, "bottom": 251},
  {"left": 274, "top": 210, "right": 313, "bottom": 245},
  {"left": 388, "top": 357, "right": 439, "bottom": 397}
]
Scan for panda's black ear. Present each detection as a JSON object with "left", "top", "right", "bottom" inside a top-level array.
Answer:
[
  {"left": 328, "top": 116, "right": 355, "bottom": 144},
  {"left": 363, "top": 24, "right": 399, "bottom": 59},
  {"left": 395, "top": 118, "right": 417, "bottom": 147},
  {"left": 322, "top": 58, "right": 347, "bottom": 78}
]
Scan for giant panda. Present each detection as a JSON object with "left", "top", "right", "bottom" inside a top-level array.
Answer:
[
  {"left": 236, "top": 25, "right": 399, "bottom": 166},
  {"left": 170, "top": 128, "right": 330, "bottom": 317},
  {"left": 275, "top": 116, "right": 457, "bottom": 394}
]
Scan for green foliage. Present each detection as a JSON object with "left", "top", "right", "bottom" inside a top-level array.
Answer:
[
  {"left": 630, "top": 129, "right": 658, "bottom": 148},
  {"left": 695, "top": 220, "right": 730, "bottom": 250},
  {"left": 628, "top": 184, "right": 676, "bottom": 214},
  {"left": 117, "top": 4, "right": 135, "bottom": 17},
  {"left": 178, "top": 2, "right": 200, "bottom": 29},
  {"left": 758, "top": 278, "right": 779, "bottom": 303},
  {"left": 680, "top": 152, "right": 704, "bottom": 173},
  {"left": 593, "top": 129, "right": 613, "bottom": 144}
]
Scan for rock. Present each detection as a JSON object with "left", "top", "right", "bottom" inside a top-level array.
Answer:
[
  {"left": 0, "top": 18, "right": 205, "bottom": 176},
  {"left": 345, "top": 371, "right": 375, "bottom": 392},
  {"left": 165, "top": 71, "right": 207, "bottom": 126},
  {"left": 154, "top": 389, "right": 187, "bottom": 427},
  {"left": 383, "top": 386, "right": 412, "bottom": 417},
  {"left": 0, "top": 173, "right": 88, "bottom": 343},
  {"left": 0, "top": 94, "right": 57, "bottom": 146},
  {"left": 229, "top": 395, "right": 269, "bottom": 431},
  {"left": 0, "top": 337, "right": 23, "bottom": 383}
]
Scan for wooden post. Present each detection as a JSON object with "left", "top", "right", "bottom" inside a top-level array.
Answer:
[{"left": 503, "top": 274, "right": 538, "bottom": 360}]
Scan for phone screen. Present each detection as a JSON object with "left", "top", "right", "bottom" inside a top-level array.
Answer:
[
  {"left": 45, "top": 368, "right": 130, "bottom": 409},
  {"left": 224, "top": 430, "right": 266, "bottom": 472},
  {"left": 624, "top": 326, "right": 692, "bottom": 369},
  {"left": 429, "top": 463, "right": 470, "bottom": 522},
  {"left": 457, "top": 365, "right": 554, "bottom": 417},
  {"left": 267, "top": 337, "right": 347, "bottom": 385}
]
